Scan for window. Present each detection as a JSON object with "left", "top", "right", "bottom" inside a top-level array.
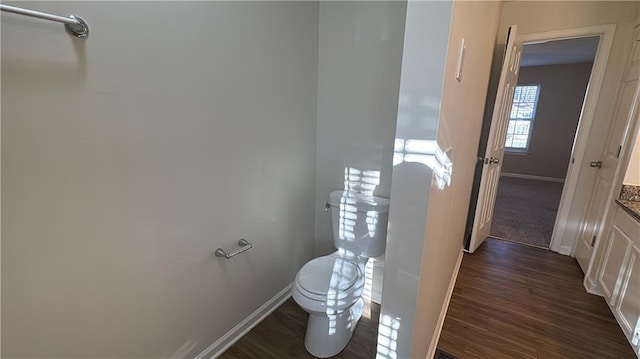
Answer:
[{"left": 505, "top": 85, "right": 540, "bottom": 151}]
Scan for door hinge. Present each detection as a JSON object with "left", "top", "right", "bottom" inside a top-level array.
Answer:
[
  {"left": 571, "top": 157, "right": 575, "bottom": 164},
  {"left": 616, "top": 145, "right": 622, "bottom": 158},
  {"left": 591, "top": 235, "right": 597, "bottom": 247}
]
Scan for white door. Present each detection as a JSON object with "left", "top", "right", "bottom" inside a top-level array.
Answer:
[
  {"left": 574, "top": 50, "right": 640, "bottom": 272},
  {"left": 468, "top": 26, "right": 523, "bottom": 253}
]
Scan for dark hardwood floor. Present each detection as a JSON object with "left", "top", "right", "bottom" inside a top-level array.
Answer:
[
  {"left": 438, "top": 238, "right": 635, "bottom": 359},
  {"left": 220, "top": 298, "right": 380, "bottom": 358}
]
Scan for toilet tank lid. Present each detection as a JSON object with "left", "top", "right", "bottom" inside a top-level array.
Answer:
[{"left": 327, "top": 190, "right": 390, "bottom": 213}]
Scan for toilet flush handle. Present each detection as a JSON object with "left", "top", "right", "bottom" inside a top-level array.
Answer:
[{"left": 325, "top": 202, "right": 331, "bottom": 212}]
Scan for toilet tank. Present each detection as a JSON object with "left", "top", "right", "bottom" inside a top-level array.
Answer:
[{"left": 327, "top": 190, "right": 390, "bottom": 258}]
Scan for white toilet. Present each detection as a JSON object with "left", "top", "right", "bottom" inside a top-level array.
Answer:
[{"left": 292, "top": 190, "right": 390, "bottom": 358}]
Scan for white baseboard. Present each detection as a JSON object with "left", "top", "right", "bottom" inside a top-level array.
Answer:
[
  {"left": 501, "top": 172, "right": 565, "bottom": 183},
  {"left": 426, "top": 249, "right": 464, "bottom": 359},
  {"left": 369, "top": 288, "right": 383, "bottom": 305},
  {"left": 558, "top": 245, "right": 573, "bottom": 256},
  {"left": 195, "top": 283, "right": 292, "bottom": 359},
  {"left": 584, "top": 277, "right": 605, "bottom": 297}
]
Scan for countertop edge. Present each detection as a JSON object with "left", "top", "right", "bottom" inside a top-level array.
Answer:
[{"left": 615, "top": 199, "right": 640, "bottom": 222}]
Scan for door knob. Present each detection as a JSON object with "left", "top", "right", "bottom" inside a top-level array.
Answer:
[
  {"left": 489, "top": 157, "right": 500, "bottom": 164},
  {"left": 589, "top": 160, "right": 602, "bottom": 168}
]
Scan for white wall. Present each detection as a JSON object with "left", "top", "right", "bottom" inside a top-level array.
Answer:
[
  {"left": 1, "top": 2, "right": 319, "bottom": 357},
  {"left": 378, "top": 1, "right": 453, "bottom": 355},
  {"left": 623, "top": 131, "right": 640, "bottom": 185},
  {"left": 314, "top": 1, "right": 406, "bottom": 256},
  {"left": 379, "top": 1, "right": 501, "bottom": 357},
  {"left": 410, "top": 1, "right": 502, "bottom": 357}
]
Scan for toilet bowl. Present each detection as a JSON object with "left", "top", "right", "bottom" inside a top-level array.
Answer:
[
  {"left": 292, "top": 190, "right": 390, "bottom": 358},
  {"left": 292, "top": 253, "right": 366, "bottom": 358}
]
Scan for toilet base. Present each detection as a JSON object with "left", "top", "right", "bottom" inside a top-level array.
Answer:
[{"left": 304, "top": 298, "right": 365, "bottom": 358}]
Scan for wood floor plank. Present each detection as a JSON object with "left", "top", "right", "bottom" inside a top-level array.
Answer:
[{"left": 438, "top": 238, "right": 635, "bottom": 359}]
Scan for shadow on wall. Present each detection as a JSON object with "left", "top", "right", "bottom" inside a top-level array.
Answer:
[{"left": 393, "top": 139, "right": 452, "bottom": 189}]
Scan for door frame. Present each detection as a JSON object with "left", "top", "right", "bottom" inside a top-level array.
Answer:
[
  {"left": 587, "top": 17, "right": 640, "bottom": 295},
  {"left": 516, "top": 24, "right": 617, "bottom": 255}
]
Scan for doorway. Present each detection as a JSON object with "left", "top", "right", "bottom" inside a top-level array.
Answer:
[
  {"left": 490, "top": 37, "right": 599, "bottom": 249},
  {"left": 465, "top": 24, "right": 616, "bottom": 254}
]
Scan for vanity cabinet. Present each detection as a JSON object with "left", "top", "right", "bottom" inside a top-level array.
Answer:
[
  {"left": 599, "top": 206, "right": 640, "bottom": 354},
  {"left": 616, "top": 244, "right": 640, "bottom": 353}
]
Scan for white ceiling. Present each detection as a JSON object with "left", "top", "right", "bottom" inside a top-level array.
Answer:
[{"left": 521, "top": 36, "right": 600, "bottom": 67}]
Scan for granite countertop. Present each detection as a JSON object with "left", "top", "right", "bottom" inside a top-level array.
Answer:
[
  {"left": 617, "top": 184, "right": 640, "bottom": 221},
  {"left": 615, "top": 199, "right": 640, "bottom": 222}
]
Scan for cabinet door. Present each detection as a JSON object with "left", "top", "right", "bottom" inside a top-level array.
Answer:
[
  {"left": 616, "top": 245, "right": 640, "bottom": 340},
  {"left": 599, "top": 225, "right": 632, "bottom": 305}
]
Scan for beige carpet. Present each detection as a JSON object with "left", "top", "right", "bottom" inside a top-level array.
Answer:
[{"left": 490, "top": 176, "right": 564, "bottom": 248}]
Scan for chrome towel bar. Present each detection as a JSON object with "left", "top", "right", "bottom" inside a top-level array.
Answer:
[
  {"left": 0, "top": 4, "right": 89, "bottom": 38},
  {"left": 215, "top": 239, "right": 253, "bottom": 259}
]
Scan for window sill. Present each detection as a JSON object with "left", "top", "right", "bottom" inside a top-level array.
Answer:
[{"left": 505, "top": 150, "right": 530, "bottom": 156}]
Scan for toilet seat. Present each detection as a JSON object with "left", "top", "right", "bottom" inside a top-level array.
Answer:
[
  {"left": 294, "top": 255, "right": 364, "bottom": 308},
  {"left": 297, "top": 256, "right": 359, "bottom": 294}
]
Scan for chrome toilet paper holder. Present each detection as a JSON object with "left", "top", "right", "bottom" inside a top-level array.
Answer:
[{"left": 215, "top": 239, "right": 253, "bottom": 259}]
